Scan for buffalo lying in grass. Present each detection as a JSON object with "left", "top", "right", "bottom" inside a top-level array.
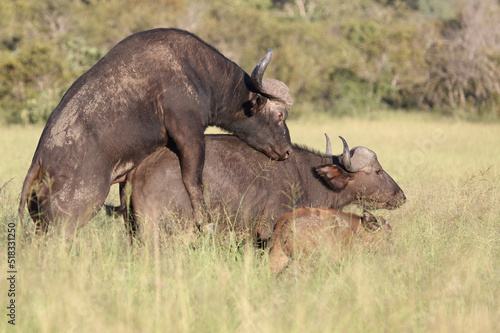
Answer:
[{"left": 108, "top": 134, "right": 405, "bottom": 244}]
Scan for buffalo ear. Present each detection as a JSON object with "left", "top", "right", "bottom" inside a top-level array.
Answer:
[
  {"left": 243, "top": 95, "right": 267, "bottom": 117},
  {"left": 315, "top": 165, "right": 351, "bottom": 190}
]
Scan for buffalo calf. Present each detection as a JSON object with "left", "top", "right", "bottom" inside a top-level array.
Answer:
[{"left": 268, "top": 207, "right": 392, "bottom": 273}]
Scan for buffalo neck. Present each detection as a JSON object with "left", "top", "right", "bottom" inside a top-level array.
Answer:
[
  {"left": 291, "top": 146, "right": 356, "bottom": 210},
  {"left": 209, "top": 69, "right": 254, "bottom": 131}
]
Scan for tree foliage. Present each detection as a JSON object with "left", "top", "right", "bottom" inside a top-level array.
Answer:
[{"left": 1, "top": 0, "right": 499, "bottom": 124}]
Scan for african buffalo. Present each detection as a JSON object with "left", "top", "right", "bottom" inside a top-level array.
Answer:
[
  {"left": 268, "top": 207, "right": 392, "bottom": 273},
  {"left": 109, "top": 134, "right": 405, "bottom": 243},
  {"left": 19, "top": 28, "right": 293, "bottom": 237}
]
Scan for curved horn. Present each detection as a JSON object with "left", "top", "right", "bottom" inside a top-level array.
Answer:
[
  {"left": 339, "top": 136, "right": 353, "bottom": 172},
  {"left": 251, "top": 49, "right": 273, "bottom": 93},
  {"left": 324, "top": 133, "right": 332, "bottom": 157}
]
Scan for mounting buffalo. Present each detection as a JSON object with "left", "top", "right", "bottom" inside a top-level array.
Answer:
[
  {"left": 108, "top": 134, "right": 405, "bottom": 243},
  {"left": 19, "top": 28, "right": 293, "bottom": 237},
  {"left": 268, "top": 207, "right": 392, "bottom": 273}
]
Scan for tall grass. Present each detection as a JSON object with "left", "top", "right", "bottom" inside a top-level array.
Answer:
[{"left": 1, "top": 112, "right": 499, "bottom": 332}]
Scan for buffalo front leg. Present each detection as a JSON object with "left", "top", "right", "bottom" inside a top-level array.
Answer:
[
  {"left": 268, "top": 240, "right": 291, "bottom": 274},
  {"left": 176, "top": 136, "right": 206, "bottom": 229}
]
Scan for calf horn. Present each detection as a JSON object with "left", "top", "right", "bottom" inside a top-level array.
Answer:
[{"left": 251, "top": 49, "right": 273, "bottom": 94}]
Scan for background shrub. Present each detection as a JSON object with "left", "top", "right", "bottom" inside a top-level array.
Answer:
[{"left": 1, "top": 0, "right": 499, "bottom": 124}]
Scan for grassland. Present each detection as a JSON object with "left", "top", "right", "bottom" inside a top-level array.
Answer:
[{"left": 1, "top": 111, "right": 499, "bottom": 332}]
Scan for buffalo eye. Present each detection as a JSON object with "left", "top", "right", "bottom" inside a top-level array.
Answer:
[
  {"left": 376, "top": 169, "right": 382, "bottom": 175},
  {"left": 277, "top": 111, "right": 283, "bottom": 122}
]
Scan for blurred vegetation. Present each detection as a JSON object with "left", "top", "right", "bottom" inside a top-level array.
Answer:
[{"left": 1, "top": 0, "right": 500, "bottom": 124}]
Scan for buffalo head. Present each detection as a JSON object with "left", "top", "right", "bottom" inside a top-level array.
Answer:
[
  {"left": 231, "top": 50, "right": 293, "bottom": 160},
  {"left": 316, "top": 136, "right": 406, "bottom": 210}
]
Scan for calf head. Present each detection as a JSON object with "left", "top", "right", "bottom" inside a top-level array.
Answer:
[
  {"left": 358, "top": 210, "right": 393, "bottom": 247},
  {"left": 232, "top": 50, "right": 293, "bottom": 161},
  {"left": 316, "top": 136, "right": 406, "bottom": 210},
  {"left": 361, "top": 210, "right": 391, "bottom": 234}
]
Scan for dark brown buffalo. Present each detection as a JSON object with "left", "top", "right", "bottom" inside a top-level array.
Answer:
[
  {"left": 109, "top": 134, "right": 405, "bottom": 243},
  {"left": 268, "top": 207, "right": 392, "bottom": 273},
  {"left": 19, "top": 28, "right": 293, "bottom": 237}
]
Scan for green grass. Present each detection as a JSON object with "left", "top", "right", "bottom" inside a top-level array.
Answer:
[{"left": 1, "top": 112, "right": 500, "bottom": 332}]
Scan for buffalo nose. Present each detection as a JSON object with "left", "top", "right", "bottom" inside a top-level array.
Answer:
[
  {"left": 401, "top": 192, "right": 406, "bottom": 203},
  {"left": 283, "top": 147, "right": 292, "bottom": 160}
]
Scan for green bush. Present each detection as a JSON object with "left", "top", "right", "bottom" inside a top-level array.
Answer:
[{"left": 0, "top": 0, "right": 499, "bottom": 124}]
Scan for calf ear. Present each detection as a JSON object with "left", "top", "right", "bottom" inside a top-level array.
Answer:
[
  {"left": 362, "top": 210, "right": 381, "bottom": 231},
  {"left": 315, "top": 165, "right": 351, "bottom": 190},
  {"left": 363, "top": 210, "right": 376, "bottom": 222}
]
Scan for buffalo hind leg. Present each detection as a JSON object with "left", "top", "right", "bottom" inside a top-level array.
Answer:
[{"left": 28, "top": 191, "right": 49, "bottom": 235}]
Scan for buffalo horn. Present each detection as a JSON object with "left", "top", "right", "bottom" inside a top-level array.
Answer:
[
  {"left": 339, "top": 136, "right": 354, "bottom": 172},
  {"left": 324, "top": 133, "right": 332, "bottom": 158},
  {"left": 251, "top": 49, "right": 273, "bottom": 93}
]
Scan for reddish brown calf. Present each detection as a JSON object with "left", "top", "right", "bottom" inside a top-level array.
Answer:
[{"left": 268, "top": 207, "right": 392, "bottom": 273}]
